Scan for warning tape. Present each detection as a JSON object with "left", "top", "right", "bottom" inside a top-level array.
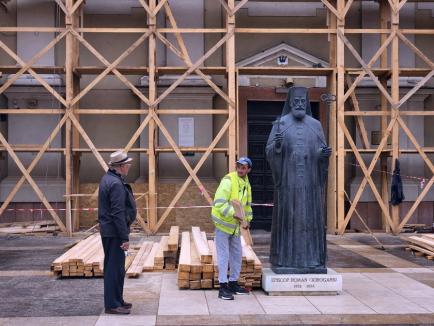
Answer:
[{"left": 4, "top": 202, "right": 275, "bottom": 213}]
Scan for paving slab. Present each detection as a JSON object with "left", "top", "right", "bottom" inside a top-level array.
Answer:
[
  {"left": 306, "top": 292, "right": 375, "bottom": 314},
  {"left": 340, "top": 244, "right": 420, "bottom": 268},
  {"left": 95, "top": 315, "right": 156, "bottom": 326},
  {"left": 158, "top": 273, "right": 208, "bottom": 315},
  {"left": 254, "top": 291, "right": 320, "bottom": 314},
  {"left": 0, "top": 316, "right": 99, "bottom": 326},
  {"left": 205, "top": 290, "right": 265, "bottom": 315},
  {"left": 156, "top": 315, "right": 242, "bottom": 325}
]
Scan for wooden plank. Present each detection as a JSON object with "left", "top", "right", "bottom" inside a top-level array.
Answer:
[
  {"left": 143, "top": 242, "right": 160, "bottom": 272},
  {"left": 178, "top": 232, "right": 191, "bottom": 273},
  {"left": 408, "top": 245, "right": 434, "bottom": 259},
  {"left": 191, "top": 227, "right": 212, "bottom": 264},
  {"left": 232, "top": 199, "right": 254, "bottom": 246},
  {"left": 168, "top": 226, "right": 180, "bottom": 251},
  {"left": 405, "top": 236, "right": 434, "bottom": 252},
  {"left": 190, "top": 231, "right": 203, "bottom": 274},
  {"left": 155, "top": 236, "right": 168, "bottom": 266}
]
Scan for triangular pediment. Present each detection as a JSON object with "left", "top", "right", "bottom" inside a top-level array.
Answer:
[{"left": 236, "top": 43, "right": 329, "bottom": 68}]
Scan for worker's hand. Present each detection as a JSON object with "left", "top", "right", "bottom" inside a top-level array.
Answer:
[
  {"left": 241, "top": 220, "right": 250, "bottom": 229},
  {"left": 234, "top": 214, "right": 244, "bottom": 221},
  {"left": 120, "top": 242, "right": 130, "bottom": 251}
]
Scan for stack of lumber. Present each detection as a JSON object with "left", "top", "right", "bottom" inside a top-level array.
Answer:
[
  {"left": 403, "top": 234, "right": 434, "bottom": 260},
  {"left": 127, "top": 226, "right": 180, "bottom": 277},
  {"left": 126, "top": 241, "right": 154, "bottom": 277},
  {"left": 177, "top": 226, "right": 262, "bottom": 289},
  {"left": 0, "top": 220, "right": 59, "bottom": 234},
  {"left": 52, "top": 233, "right": 105, "bottom": 277}
]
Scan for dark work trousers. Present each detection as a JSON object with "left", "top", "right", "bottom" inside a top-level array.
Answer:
[{"left": 102, "top": 237, "right": 126, "bottom": 309}]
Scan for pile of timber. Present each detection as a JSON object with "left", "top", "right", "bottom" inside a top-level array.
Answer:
[
  {"left": 177, "top": 226, "right": 262, "bottom": 289},
  {"left": 0, "top": 220, "right": 59, "bottom": 234},
  {"left": 127, "top": 226, "right": 179, "bottom": 277},
  {"left": 52, "top": 233, "right": 105, "bottom": 277},
  {"left": 52, "top": 226, "right": 181, "bottom": 278},
  {"left": 402, "top": 224, "right": 433, "bottom": 233},
  {"left": 403, "top": 234, "right": 434, "bottom": 260}
]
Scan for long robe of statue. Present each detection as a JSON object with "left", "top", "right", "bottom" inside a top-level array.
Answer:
[{"left": 266, "top": 87, "right": 330, "bottom": 274}]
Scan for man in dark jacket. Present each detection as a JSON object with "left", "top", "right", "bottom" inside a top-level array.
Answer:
[{"left": 98, "top": 150, "right": 137, "bottom": 314}]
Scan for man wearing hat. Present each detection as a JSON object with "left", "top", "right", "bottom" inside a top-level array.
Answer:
[
  {"left": 98, "top": 150, "right": 136, "bottom": 314},
  {"left": 211, "top": 157, "right": 253, "bottom": 300}
]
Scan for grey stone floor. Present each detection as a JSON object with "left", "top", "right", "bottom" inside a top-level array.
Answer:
[{"left": 0, "top": 232, "right": 433, "bottom": 325}]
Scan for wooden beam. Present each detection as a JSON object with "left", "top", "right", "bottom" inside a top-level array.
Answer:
[
  {"left": 0, "top": 115, "right": 68, "bottom": 217},
  {"left": 345, "top": 75, "right": 370, "bottom": 149},
  {"left": 70, "top": 30, "right": 151, "bottom": 106},
  {"left": 336, "top": 0, "right": 346, "bottom": 232},
  {"left": 391, "top": 0, "right": 400, "bottom": 234},
  {"left": 227, "top": 0, "right": 237, "bottom": 170},
  {"left": 154, "top": 115, "right": 234, "bottom": 231},
  {"left": 0, "top": 133, "right": 66, "bottom": 232},
  {"left": 71, "top": 31, "right": 151, "bottom": 106},
  {"left": 148, "top": 0, "right": 157, "bottom": 233},
  {"left": 327, "top": 0, "right": 337, "bottom": 233},
  {"left": 380, "top": 0, "right": 390, "bottom": 232},
  {"left": 153, "top": 31, "right": 234, "bottom": 107}
]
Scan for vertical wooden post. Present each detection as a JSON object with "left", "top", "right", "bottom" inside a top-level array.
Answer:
[
  {"left": 380, "top": 2, "right": 390, "bottom": 232},
  {"left": 327, "top": 1, "right": 337, "bottom": 234},
  {"left": 336, "top": 0, "right": 346, "bottom": 233},
  {"left": 391, "top": 0, "right": 400, "bottom": 233},
  {"left": 227, "top": 0, "right": 236, "bottom": 171},
  {"left": 65, "top": 0, "right": 76, "bottom": 236},
  {"left": 148, "top": 0, "right": 158, "bottom": 232}
]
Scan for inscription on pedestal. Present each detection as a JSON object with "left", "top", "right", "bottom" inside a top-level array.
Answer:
[{"left": 262, "top": 268, "right": 342, "bottom": 295}]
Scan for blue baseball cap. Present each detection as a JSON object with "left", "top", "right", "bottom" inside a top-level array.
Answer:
[{"left": 236, "top": 157, "right": 252, "bottom": 168}]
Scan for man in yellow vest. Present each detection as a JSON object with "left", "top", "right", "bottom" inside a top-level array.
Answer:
[{"left": 212, "top": 157, "right": 253, "bottom": 300}]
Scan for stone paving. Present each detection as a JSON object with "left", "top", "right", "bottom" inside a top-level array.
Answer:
[{"left": 0, "top": 233, "right": 433, "bottom": 325}]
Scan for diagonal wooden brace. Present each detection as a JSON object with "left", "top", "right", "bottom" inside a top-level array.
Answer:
[
  {"left": 70, "top": 30, "right": 151, "bottom": 106},
  {"left": 154, "top": 31, "right": 234, "bottom": 107},
  {"left": 0, "top": 133, "right": 66, "bottom": 232},
  {"left": 155, "top": 114, "right": 235, "bottom": 231},
  {"left": 0, "top": 114, "right": 68, "bottom": 216},
  {"left": 71, "top": 31, "right": 152, "bottom": 106},
  {"left": 0, "top": 31, "right": 68, "bottom": 106}
]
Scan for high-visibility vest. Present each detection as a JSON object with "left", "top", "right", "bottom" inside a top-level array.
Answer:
[{"left": 211, "top": 171, "right": 253, "bottom": 235}]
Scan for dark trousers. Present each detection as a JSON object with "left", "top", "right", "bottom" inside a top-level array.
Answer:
[{"left": 102, "top": 237, "right": 126, "bottom": 309}]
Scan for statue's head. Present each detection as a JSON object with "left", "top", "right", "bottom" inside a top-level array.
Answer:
[{"left": 281, "top": 86, "right": 311, "bottom": 119}]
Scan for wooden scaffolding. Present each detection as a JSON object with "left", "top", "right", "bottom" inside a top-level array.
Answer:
[{"left": 0, "top": 0, "right": 433, "bottom": 235}]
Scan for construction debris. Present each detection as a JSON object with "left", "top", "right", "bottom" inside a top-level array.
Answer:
[
  {"left": 0, "top": 220, "right": 60, "bottom": 234},
  {"left": 403, "top": 234, "right": 434, "bottom": 260},
  {"left": 177, "top": 226, "right": 262, "bottom": 289}
]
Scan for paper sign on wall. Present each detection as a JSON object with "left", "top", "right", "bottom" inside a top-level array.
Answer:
[{"left": 178, "top": 117, "right": 194, "bottom": 147}]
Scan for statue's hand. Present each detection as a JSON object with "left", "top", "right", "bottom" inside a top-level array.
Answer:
[
  {"left": 274, "top": 132, "right": 283, "bottom": 148},
  {"left": 319, "top": 146, "right": 332, "bottom": 158}
]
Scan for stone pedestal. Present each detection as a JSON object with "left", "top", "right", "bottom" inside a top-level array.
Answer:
[{"left": 262, "top": 268, "right": 342, "bottom": 296}]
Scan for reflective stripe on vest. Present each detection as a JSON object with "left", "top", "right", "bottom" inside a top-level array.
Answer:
[{"left": 211, "top": 215, "right": 238, "bottom": 229}]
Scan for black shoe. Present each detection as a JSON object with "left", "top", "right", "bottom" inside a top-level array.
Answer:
[
  {"left": 218, "top": 283, "right": 234, "bottom": 300},
  {"left": 122, "top": 301, "right": 132, "bottom": 309},
  {"left": 105, "top": 306, "right": 131, "bottom": 315},
  {"left": 228, "top": 281, "right": 250, "bottom": 295}
]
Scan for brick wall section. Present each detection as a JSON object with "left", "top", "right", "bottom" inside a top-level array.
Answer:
[{"left": 78, "top": 181, "right": 218, "bottom": 233}]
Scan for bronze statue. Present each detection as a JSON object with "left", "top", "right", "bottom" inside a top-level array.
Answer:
[{"left": 266, "top": 87, "right": 331, "bottom": 274}]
